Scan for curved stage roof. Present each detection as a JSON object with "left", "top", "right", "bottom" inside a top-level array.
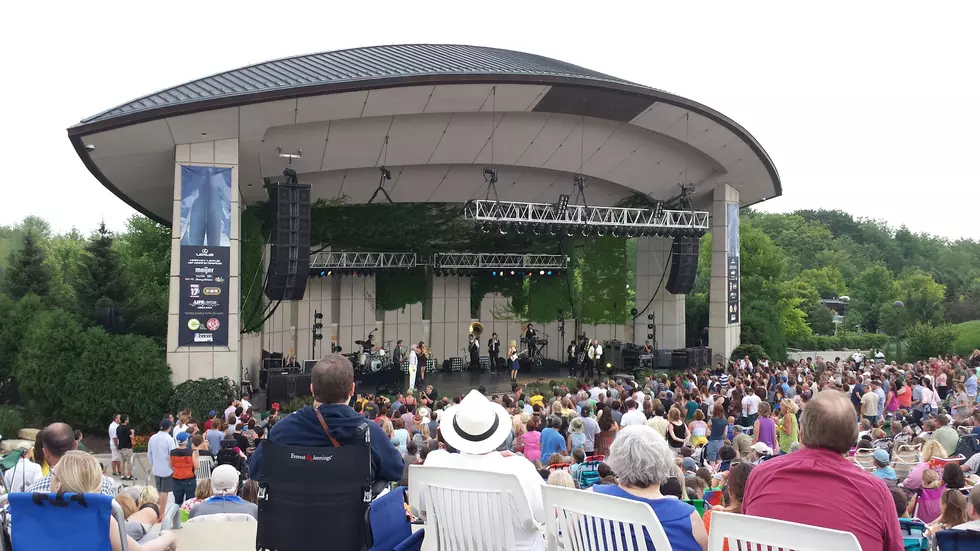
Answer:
[{"left": 68, "top": 44, "right": 780, "bottom": 225}]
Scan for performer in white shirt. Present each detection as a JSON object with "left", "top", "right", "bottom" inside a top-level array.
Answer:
[{"left": 408, "top": 344, "right": 419, "bottom": 392}]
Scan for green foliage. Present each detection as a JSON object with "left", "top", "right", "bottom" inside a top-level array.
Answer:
[
  {"left": 903, "top": 322, "right": 959, "bottom": 360},
  {"left": 74, "top": 222, "right": 128, "bottom": 325},
  {"left": 895, "top": 269, "right": 946, "bottom": 325},
  {"left": 789, "top": 333, "right": 891, "bottom": 352},
  {"left": 240, "top": 207, "right": 267, "bottom": 333},
  {"left": 281, "top": 395, "right": 314, "bottom": 413},
  {"left": 849, "top": 264, "right": 895, "bottom": 334},
  {"left": 523, "top": 378, "right": 579, "bottom": 399},
  {"left": 0, "top": 405, "right": 24, "bottom": 439},
  {"left": 4, "top": 231, "right": 51, "bottom": 300},
  {"left": 168, "top": 377, "right": 239, "bottom": 421},
  {"left": 731, "top": 344, "right": 768, "bottom": 363},
  {"left": 470, "top": 273, "right": 525, "bottom": 319},
  {"left": 579, "top": 236, "right": 632, "bottom": 324},
  {"left": 953, "top": 320, "right": 980, "bottom": 357},
  {"left": 15, "top": 309, "right": 172, "bottom": 432},
  {"left": 526, "top": 276, "right": 573, "bottom": 323},
  {"left": 116, "top": 216, "right": 170, "bottom": 340},
  {"left": 376, "top": 268, "right": 427, "bottom": 312}
]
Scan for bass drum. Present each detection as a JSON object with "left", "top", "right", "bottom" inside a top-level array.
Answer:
[{"left": 370, "top": 358, "right": 384, "bottom": 372}]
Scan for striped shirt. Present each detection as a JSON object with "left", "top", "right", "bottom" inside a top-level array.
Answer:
[
  {"left": 25, "top": 473, "right": 117, "bottom": 496},
  {"left": 719, "top": 373, "right": 730, "bottom": 388}
]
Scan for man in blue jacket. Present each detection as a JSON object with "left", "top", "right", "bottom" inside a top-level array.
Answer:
[{"left": 248, "top": 354, "right": 404, "bottom": 483}]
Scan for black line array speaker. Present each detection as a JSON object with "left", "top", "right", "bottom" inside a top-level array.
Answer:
[
  {"left": 264, "top": 183, "right": 312, "bottom": 301},
  {"left": 665, "top": 236, "right": 700, "bottom": 295},
  {"left": 267, "top": 373, "right": 312, "bottom": 405}
]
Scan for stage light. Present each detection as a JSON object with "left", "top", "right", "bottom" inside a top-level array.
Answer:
[
  {"left": 648, "top": 323, "right": 654, "bottom": 329},
  {"left": 319, "top": 270, "right": 326, "bottom": 277},
  {"left": 647, "top": 333, "right": 654, "bottom": 339},
  {"left": 606, "top": 362, "right": 612, "bottom": 369},
  {"left": 510, "top": 271, "right": 515, "bottom": 276},
  {"left": 327, "top": 271, "right": 332, "bottom": 277},
  {"left": 539, "top": 270, "right": 545, "bottom": 275},
  {"left": 547, "top": 271, "right": 552, "bottom": 276},
  {"left": 647, "top": 313, "right": 654, "bottom": 320},
  {"left": 492, "top": 271, "right": 497, "bottom": 276}
]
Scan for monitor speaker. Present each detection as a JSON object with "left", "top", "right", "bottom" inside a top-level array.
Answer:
[
  {"left": 264, "top": 183, "right": 312, "bottom": 301},
  {"left": 665, "top": 236, "right": 700, "bottom": 295}
]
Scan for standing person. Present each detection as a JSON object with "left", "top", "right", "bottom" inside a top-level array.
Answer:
[
  {"left": 524, "top": 323, "right": 538, "bottom": 360},
  {"left": 741, "top": 387, "right": 761, "bottom": 427},
  {"left": 417, "top": 342, "right": 428, "bottom": 385},
  {"left": 509, "top": 340, "right": 520, "bottom": 383},
  {"left": 579, "top": 407, "right": 601, "bottom": 456},
  {"left": 170, "top": 432, "right": 199, "bottom": 506},
  {"left": 777, "top": 399, "right": 799, "bottom": 455},
  {"left": 752, "top": 403, "right": 778, "bottom": 453},
  {"left": 146, "top": 419, "right": 177, "bottom": 522},
  {"left": 408, "top": 344, "right": 419, "bottom": 392},
  {"left": 862, "top": 384, "right": 880, "bottom": 426},
  {"left": 620, "top": 399, "right": 647, "bottom": 427},
  {"left": 391, "top": 340, "right": 405, "bottom": 373},
  {"left": 108, "top": 414, "right": 121, "bottom": 477},
  {"left": 468, "top": 333, "right": 480, "bottom": 372},
  {"left": 706, "top": 404, "right": 727, "bottom": 464},
  {"left": 488, "top": 333, "right": 501, "bottom": 374},
  {"left": 205, "top": 420, "right": 224, "bottom": 457},
  {"left": 117, "top": 415, "right": 135, "bottom": 480},
  {"left": 742, "top": 390, "right": 903, "bottom": 551}
]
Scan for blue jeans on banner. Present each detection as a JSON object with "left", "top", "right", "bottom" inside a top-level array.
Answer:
[
  {"left": 705, "top": 439, "right": 724, "bottom": 461},
  {"left": 188, "top": 173, "right": 226, "bottom": 246},
  {"left": 172, "top": 477, "right": 197, "bottom": 506}
]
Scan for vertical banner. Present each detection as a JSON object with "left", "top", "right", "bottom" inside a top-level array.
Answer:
[
  {"left": 727, "top": 203, "right": 740, "bottom": 324},
  {"left": 178, "top": 166, "right": 232, "bottom": 346}
]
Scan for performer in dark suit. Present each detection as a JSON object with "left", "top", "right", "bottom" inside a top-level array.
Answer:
[
  {"left": 524, "top": 324, "right": 538, "bottom": 359},
  {"left": 488, "top": 332, "right": 501, "bottom": 374}
]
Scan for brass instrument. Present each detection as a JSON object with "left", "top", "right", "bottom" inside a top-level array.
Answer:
[{"left": 468, "top": 321, "right": 484, "bottom": 339}]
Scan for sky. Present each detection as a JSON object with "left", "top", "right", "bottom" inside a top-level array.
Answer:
[{"left": 1, "top": 1, "right": 977, "bottom": 240}]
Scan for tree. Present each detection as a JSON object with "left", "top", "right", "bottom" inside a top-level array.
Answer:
[
  {"left": 116, "top": 216, "right": 171, "bottom": 339},
  {"left": 74, "top": 222, "right": 128, "bottom": 325},
  {"left": 904, "top": 322, "right": 959, "bottom": 360},
  {"left": 895, "top": 269, "right": 946, "bottom": 325},
  {"left": 849, "top": 264, "right": 895, "bottom": 333},
  {"left": 794, "top": 267, "right": 848, "bottom": 299},
  {"left": 3, "top": 231, "right": 51, "bottom": 300}
]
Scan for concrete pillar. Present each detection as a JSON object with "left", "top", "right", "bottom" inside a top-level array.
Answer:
[
  {"left": 633, "top": 237, "right": 686, "bottom": 350},
  {"left": 167, "top": 139, "right": 241, "bottom": 384},
  {"left": 709, "top": 183, "right": 741, "bottom": 359}
]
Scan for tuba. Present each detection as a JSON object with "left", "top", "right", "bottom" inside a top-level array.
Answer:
[{"left": 468, "top": 321, "right": 484, "bottom": 339}]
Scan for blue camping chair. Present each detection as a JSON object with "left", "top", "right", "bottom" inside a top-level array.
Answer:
[
  {"left": 368, "top": 487, "right": 423, "bottom": 551},
  {"left": 899, "top": 518, "right": 927, "bottom": 551},
  {"left": 8, "top": 492, "right": 129, "bottom": 551},
  {"left": 934, "top": 529, "right": 980, "bottom": 551}
]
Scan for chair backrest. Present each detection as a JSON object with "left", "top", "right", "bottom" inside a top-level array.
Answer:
[
  {"left": 409, "top": 465, "right": 540, "bottom": 551},
  {"left": 893, "top": 458, "right": 916, "bottom": 482},
  {"left": 854, "top": 448, "right": 877, "bottom": 471},
  {"left": 914, "top": 487, "right": 945, "bottom": 524},
  {"left": 548, "top": 463, "right": 571, "bottom": 472},
  {"left": 368, "top": 487, "right": 412, "bottom": 551},
  {"left": 176, "top": 516, "right": 258, "bottom": 551},
  {"left": 576, "top": 461, "right": 602, "bottom": 489},
  {"left": 899, "top": 518, "right": 927, "bottom": 551},
  {"left": 256, "top": 424, "right": 373, "bottom": 551},
  {"left": 9, "top": 492, "right": 129, "bottom": 551},
  {"left": 542, "top": 484, "right": 673, "bottom": 551},
  {"left": 706, "top": 511, "right": 861, "bottom": 551},
  {"left": 934, "top": 528, "right": 980, "bottom": 550},
  {"left": 196, "top": 455, "right": 214, "bottom": 480},
  {"left": 160, "top": 501, "right": 181, "bottom": 531}
]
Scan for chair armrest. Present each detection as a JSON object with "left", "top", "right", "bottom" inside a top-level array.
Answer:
[{"left": 393, "top": 528, "right": 424, "bottom": 551}]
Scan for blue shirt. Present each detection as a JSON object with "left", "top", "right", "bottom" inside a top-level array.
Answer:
[
  {"left": 539, "top": 428, "right": 566, "bottom": 461},
  {"left": 147, "top": 431, "right": 176, "bottom": 477},
  {"left": 967, "top": 376, "right": 978, "bottom": 396},
  {"left": 248, "top": 404, "right": 404, "bottom": 484},
  {"left": 872, "top": 466, "right": 897, "bottom": 481},
  {"left": 591, "top": 485, "right": 701, "bottom": 551}
]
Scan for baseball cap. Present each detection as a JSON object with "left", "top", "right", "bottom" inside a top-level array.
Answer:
[
  {"left": 175, "top": 432, "right": 190, "bottom": 444},
  {"left": 208, "top": 410, "right": 217, "bottom": 417},
  {"left": 751, "top": 442, "right": 772, "bottom": 455},
  {"left": 159, "top": 419, "right": 172, "bottom": 431},
  {"left": 210, "top": 464, "right": 239, "bottom": 495},
  {"left": 873, "top": 449, "right": 890, "bottom": 463}
]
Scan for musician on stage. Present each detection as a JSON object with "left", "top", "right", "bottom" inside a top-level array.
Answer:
[
  {"left": 392, "top": 340, "right": 406, "bottom": 371},
  {"left": 566, "top": 341, "right": 577, "bottom": 377},
  {"left": 588, "top": 339, "right": 603, "bottom": 377},
  {"left": 524, "top": 323, "right": 538, "bottom": 359},
  {"left": 362, "top": 332, "right": 376, "bottom": 354},
  {"left": 577, "top": 333, "right": 590, "bottom": 378},
  {"left": 488, "top": 332, "right": 501, "bottom": 374},
  {"left": 641, "top": 340, "right": 653, "bottom": 354},
  {"left": 468, "top": 333, "right": 480, "bottom": 372},
  {"left": 408, "top": 344, "right": 419, "bottom": 392},
  {"left": 416, "top": 341, "right": 428, "bottom": 386}
]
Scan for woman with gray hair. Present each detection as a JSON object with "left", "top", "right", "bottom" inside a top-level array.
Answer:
[{"left": 592, "top": 425, "right": 708, "bottom": 551}]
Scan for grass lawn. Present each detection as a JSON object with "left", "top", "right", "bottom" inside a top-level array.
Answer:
[{"left": 954, "top": 320, "right": 980, "bottom": 356}]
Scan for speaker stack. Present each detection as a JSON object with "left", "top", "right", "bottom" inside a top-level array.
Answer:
[
  {"left": 267, "top": 373, "right": 312, "bottom": 405},
  {"left": 665, "top": 236, "right": 700, "bottom": 295},
  {"left": 264, "top": 179, "right": 312, "bottom": 301}
]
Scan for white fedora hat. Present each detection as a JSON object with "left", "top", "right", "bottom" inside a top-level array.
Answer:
[{"left": 440, "top": 389, "right": 511, "bottom": 454}]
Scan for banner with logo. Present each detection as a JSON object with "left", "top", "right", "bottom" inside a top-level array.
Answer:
[
  {"left": 178, "top": 166, "right": 232, "bottom": 347},
  {"left": 727, "top": 203, "right": 740, "bottom": 324}
]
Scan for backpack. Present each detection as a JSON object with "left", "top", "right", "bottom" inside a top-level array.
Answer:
[
  {"left": 576, "top": 460, "right": 601, "bottom": 489},
  {"left": 955, "top": 433, "right": 980, "bottom": 462}
]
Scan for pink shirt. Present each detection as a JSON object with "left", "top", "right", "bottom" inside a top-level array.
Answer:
[
  {"left": 743, "top": 447, "right": 903, "bottom": 551},
  {"left": 520, "top": 431, "right": 542, "bottom": 462}
]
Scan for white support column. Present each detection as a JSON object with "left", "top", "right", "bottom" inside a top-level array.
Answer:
[
  {"left": 167, "top": 139, "right": 241, "bottom": 384},
  {"left": 709, "top": 183, "right": 741, "bottom": 359},
  {"left": 633, "top": 237, "right": 686, "bottom": 350},
  {"left": 429, "top": 276, "right": 471, "bottom": 362}
]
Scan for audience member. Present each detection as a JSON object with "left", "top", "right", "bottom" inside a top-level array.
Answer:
[
  {"left": 702, "top": 462, "right": 754, "bottom": 551},
  {"left": 26, "top": 423, "right": 116, "bottom": 496},
  {"left": 189, "top": 464, "right": 258, "bottom": 520}
]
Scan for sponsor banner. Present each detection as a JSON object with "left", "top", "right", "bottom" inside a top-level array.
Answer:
[
  {"left": 178, "top": 166, "right": 232, "bottom": 347},
  {"left": 727, "top": 203, "right": 740, "bottom": 324}
]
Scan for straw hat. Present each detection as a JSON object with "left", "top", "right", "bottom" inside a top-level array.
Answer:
[{"left": 439, "top": 390, "right": 512, "bottom": 455}]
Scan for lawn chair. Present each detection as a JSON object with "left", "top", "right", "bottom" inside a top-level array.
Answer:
[
  {"left": 195, "top": 454, "right": 214, "bottom": 481},
  {"left": 7, "top": 492, "right": 129, "bottom": 551},
  {"left": 899, "top": 518, "right": 927, "bottom": 551},
  {"left": 853, "top": 448, "right": 877, "bottom": 472},
  {"left": 934, "top": 528, "right": 980, "bottom": 550},
  {"left": 706, "top": 511, "right": 860, "bottom": 551},
  {"left": 896, "top": 443, "right": 922, "bottom": 464},
  {"left": 542, "top": 484, "right": 673, "bottom": 551},
  {"left": 893, "top": 457, "right": 917, "bottom": 482},
  {"left": 547, "top": 463, "right": 571, "bottom": 472},
  {"left": 368, "top": 487, "right": 423, "bottom": 551}
]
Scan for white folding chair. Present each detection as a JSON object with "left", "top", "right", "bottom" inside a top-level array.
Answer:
[
  {"left": 195, "top": 455, "right": 214, "bottom": 481},
  {"left": 177, "top": 514, "right": 257, "bottom": 551},
  {"left": 892, "top": 457, "right": 916, "bottom": 482},
  {"left": 853, "top": 448, "right": 876, "bottom": 472},
  {"left": 409, "top": 465, "right": 543, "bottom": 551},
  {"left": 542, "top": 484, "right": 673, "bottom": 551},
  {"left": 706, "top": 511, "right": 861, "bottom": 551},
  {"left": 895, "top": 444, "right": 921, "bottom": 464}
]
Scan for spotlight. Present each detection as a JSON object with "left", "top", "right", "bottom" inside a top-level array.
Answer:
[
  {"left": 548, "top": 225, "right": 557, "bottom": 236},
  {"left": 516, "top": 224, "right": 526, "bottom": 236},
  {"left": 492, "top": 271, "right": 497, "bottom": 276},
  {"left": 539, "top": 270, "right": 545, "bottom": 275},
  {"left": 532, "top": 225, "right": 541, "bottom": 236},
  {"left": 631, "top": 308, "right": 638, "bottom": 317},
  {"left": 510, "top": 271, "right": 515, "bottom": 276},
  {"left": 606, "top": 362, "right": 612, "bottom": 369},
  {"left": 498, "top": 226, "right": 508, "bottom": 235},
  {"left": 647, "top": 313, "right": 654, "bottom": 320},
  {"left": 596, "top": 227, "right": 606, "bottom": 237},
  {"left": 547, "top": 270, "right": 552, "bottom": 276},
  {"left": 647, "top": 333, "right": 654, "bottom": 340},
  {"left": 648, "top": 324, "right": 654, "bottom": 329},
  {"left": 319, "top": 271, "right": 326, "bottom": 277},
  {"left": 327, "top": 271, "right": 332, "bottom": 277}
]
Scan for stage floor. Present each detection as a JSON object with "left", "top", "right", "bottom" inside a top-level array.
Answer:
[{"left": 355, "top": 365, "right": 573, "bottom": 398}]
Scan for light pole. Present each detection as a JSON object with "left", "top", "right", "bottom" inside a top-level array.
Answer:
[
  {"left": 893, "top": 301, "right": 905, "bottom": 363},
  {"left": 838, "top": 296, "right": 851, "bottom": 337}
]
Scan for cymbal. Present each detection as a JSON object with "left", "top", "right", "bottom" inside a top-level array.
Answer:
[{"left": 354, "top": 340, "right": 365, "bottom": 345}]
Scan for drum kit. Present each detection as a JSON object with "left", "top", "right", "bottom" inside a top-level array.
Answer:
[{"left": 354, "top": 339, "right": 394, "bottom": 373}]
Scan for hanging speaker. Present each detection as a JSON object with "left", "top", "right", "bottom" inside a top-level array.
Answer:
[
  {"left": 665, "top": 236, "right": 700, "bottom": 295},
  {"left": 264, "top": 182, "right": 312, "bottom": 301}
]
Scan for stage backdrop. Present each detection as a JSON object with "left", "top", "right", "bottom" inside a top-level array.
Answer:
[{"left": 178, "top": 166, "right": 232, "bottom": 347}]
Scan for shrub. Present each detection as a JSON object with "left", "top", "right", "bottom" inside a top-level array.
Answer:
[
  {"left": 169, "top": 377, "right": 239, "bottom": 421},
  {"left": 0, "top": 406, "right": 24, "bottom": 440},
  {"left": 15, "top": 310, "right": 173, "bottom": 433},
  {"left": 281, "top": 395, "right": 313, "bottom": 414},
  {"left": 789, "top": 333, "right": 891, "bottom": 351},
  {"left": 731, "top": 344, "right": 768, "bottom": 364},
  {"left": 904, "top": 322, "right": 959, "bottom": 360}
]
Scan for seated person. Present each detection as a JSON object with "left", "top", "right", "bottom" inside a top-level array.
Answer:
[
  {"left": 954, "top": 484, "right": 980, "bottom": 530},
  {"left": 890, "top": 486, "right": 909, "bottom": 519},
  {"left": 424, "top": 390, "right": 547, "bottom": 551},
  {"left": 52, "top": 451, "right": 175, "bottom": 551},
  {"left": 871, "top": 449, "right": 897, "bottom": 482},
  {"left": 189, "top": 465, "right": 258, "bottom": 520},
  {"left": 181, "top": 479, "right": 213, "bottom": 513},
  {"left": 248, "top": 354, "right": 403, "bottom": 484},
  {"left": 594, "top": 425, "right": 707, "bottom": 550}
]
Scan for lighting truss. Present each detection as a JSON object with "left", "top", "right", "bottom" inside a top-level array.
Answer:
[
  {"left": 431, "top": 253, "right": 567, "bottom": 270},
  {"left": 464, "top": 200, "right": 709, "bottom": 237},
  {"left": 309, "top": 251, "right": 417, "bottom": 270}
]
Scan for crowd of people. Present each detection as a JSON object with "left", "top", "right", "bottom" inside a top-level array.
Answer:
[{"left": 7, "top": 348, "right": 980, "bottom": 550}]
